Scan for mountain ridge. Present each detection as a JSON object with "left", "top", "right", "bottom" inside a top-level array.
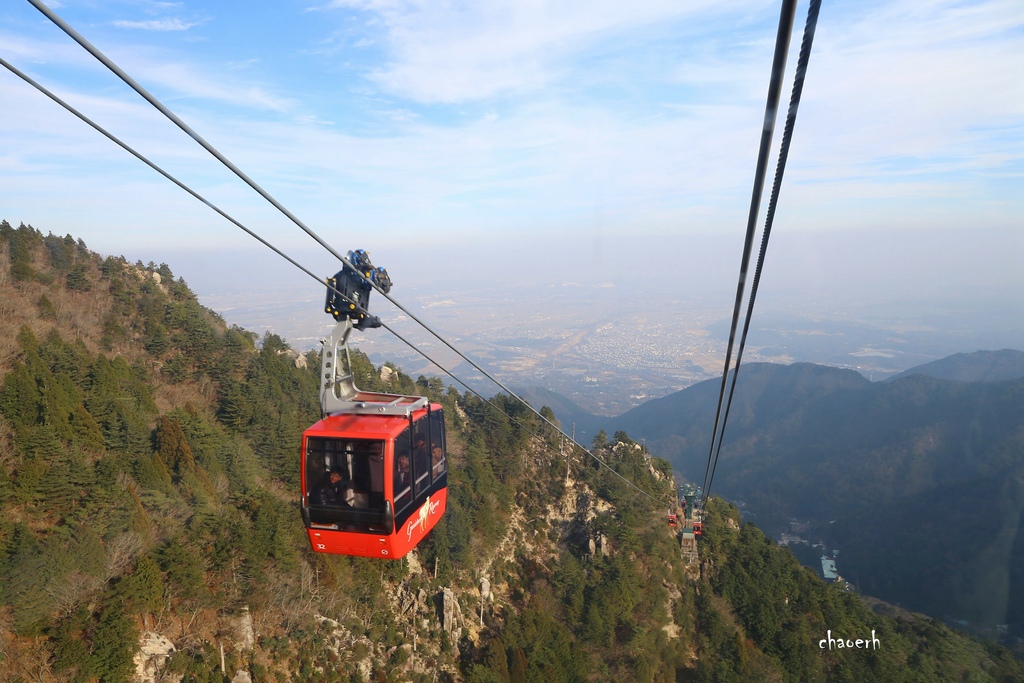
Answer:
[
  {"left": 570, "top": 355, "right": 1024, "bottom": 637},
  {"left": 886, "top": 349, "right": 1024, "bottom": 383},
  {"left": 2, "top": 220, "right": 1022, "bottom": 680}
]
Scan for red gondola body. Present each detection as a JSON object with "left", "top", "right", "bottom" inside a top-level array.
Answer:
[
  {"left": 301, "top": 401, "right": 447, "bottom": 559},
  {"left": 300, "top": 295, "right": 448, "bottom": 560}
]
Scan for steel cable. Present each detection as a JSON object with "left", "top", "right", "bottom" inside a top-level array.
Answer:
[{"left": 702, "top": 0, "right": 820, "bottom": 510}]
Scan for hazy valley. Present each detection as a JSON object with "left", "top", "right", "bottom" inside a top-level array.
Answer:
[{"left": 198, "top": 272, "right": 1020, "bottom": 417}]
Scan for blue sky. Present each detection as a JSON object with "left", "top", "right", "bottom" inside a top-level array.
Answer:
[{"left": 1, "top": 0, "right": 1022, "bottom": 329}]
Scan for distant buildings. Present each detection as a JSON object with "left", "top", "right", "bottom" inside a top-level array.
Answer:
[{"left": 821, "top": 556, "right": 839, "bottom": 582}]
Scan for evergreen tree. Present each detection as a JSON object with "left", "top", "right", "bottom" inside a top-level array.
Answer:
[
  {"left": 91, "top": 604, "right": 139, "bottom": 682},
  {"left": 155, "top": 416, "right": 214, "bottom": 501},
  {"left": 50, "top": 605, "right": 96, "bottom": 683},
  {"left": 117, "top": 555, "right": 164, "bottom": 615},
  {"left": 157, "top": 537, "right": 206, "bottom": 602},
  {"left": 65, "top": 262, "right": 91, "bottom": 291}
]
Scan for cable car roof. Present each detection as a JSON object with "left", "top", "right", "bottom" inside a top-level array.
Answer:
[{"left": 305, "top": 404, "right": 441, "bottom": 440}]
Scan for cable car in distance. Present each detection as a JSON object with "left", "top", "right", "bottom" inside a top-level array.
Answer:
[{"left": 300, "top": 252, "right": 447, "bottom": 559}]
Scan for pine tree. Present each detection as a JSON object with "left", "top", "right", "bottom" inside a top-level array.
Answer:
[
  {"left": 157, "top": 537, "right": 205, "bottom": 602},
  {"left": 509, "top": 647, "right": 528, "bottom": 683},
  {"left": 155, "top": 415, "right": 214, "bottom": 501},
  {"left": 90, "top": 604, "right": 139, "bottom": 682},
  {"left": 118, "top": 555, "right": 164, "bottom": 614},
  {"left": 483, "top": 638, "right": 510, "bottom": 682}
]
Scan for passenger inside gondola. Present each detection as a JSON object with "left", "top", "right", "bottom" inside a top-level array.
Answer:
[
  {"left": 348, "top": 441, "right": 385, "bottom": 511},
  {"left": 306, "top": 437, "right": 387, "bottom": 532},
  {"left": 312, "top": 469, "right": 350, "bottom": 507},
  {"left": 432, "top": 441, "right": 445, "bottom": 476}
]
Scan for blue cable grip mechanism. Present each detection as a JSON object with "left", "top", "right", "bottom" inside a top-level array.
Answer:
[{"left": 324, "top": 249, "right": 392, "bottom": 330}]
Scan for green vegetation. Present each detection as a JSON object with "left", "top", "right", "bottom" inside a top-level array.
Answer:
[
  {"left": 0, "top": 220, "right": 1021, "bottom": 682},
  {"left": 695, "top": 498, "right": 1024, "bottom": 682}
]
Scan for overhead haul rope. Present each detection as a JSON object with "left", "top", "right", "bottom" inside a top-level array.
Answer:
[
  {"left": 0, "top": 52, "right": 671, "bottom": 508},
  {"left": 24, "top": 0, "right": 673, "bottom": 505},
  {"left": 698, "top": 0, "right": 798, "bottom": 509},
  {"left": 700, "top": 0, "right": 820, "bottom": 511}
]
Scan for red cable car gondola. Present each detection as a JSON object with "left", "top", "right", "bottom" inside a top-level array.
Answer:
[{"left": 300, "top": 252, "right": 447, "bottom": 559}]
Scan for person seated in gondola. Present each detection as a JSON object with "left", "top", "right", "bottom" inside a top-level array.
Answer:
[
  {"left": 431, "top": 441, "right": 446, "bottom": 475},
  {"left": 395, "top": 455, "right": 411, "bottom": 491},
  {"left": 312, "top": 469, "right": 350, "bottom": 507}
]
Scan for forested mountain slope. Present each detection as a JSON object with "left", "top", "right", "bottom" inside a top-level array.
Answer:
[{"left": 1, "top": 220, "right": 1021, "bottom": 682}]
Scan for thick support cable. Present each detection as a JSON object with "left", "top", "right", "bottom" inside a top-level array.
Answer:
[
  {"left": 0, "top": 56, "right": 329, "bottom": 303},
  {"left": 699, "top": 0, "right": 799, "bottom": 505},
  {"left": 24, "top": 1, "right": 349, "bottom": 263},
  {"left": 29, "top": 0, "right": 592, "bottom": 488},
  {"left": 703, "top": 0, "right": 822, "bottom": 508}
]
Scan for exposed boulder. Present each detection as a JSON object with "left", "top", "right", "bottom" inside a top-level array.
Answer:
[
  {"left": 439, "top": 587, "right": 464, "bottom": 638},
  {"left": 133, "top": 632, "right": 176, "bottom": 683}
]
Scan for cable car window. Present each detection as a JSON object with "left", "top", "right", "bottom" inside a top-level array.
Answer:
[
  {"left": 353, "top": 441, "right": 385, "bottom": 509},
  {"left": 306, "top": 437, "right": 352, "bottom": 506},
  {"left": 429, "top": 409, "right": 446, "bottom": 478},
  {"left": 393, "top": 426, "right": 413, "bottom": 512},
  {"left": 306, "top": 437, "right": 386, "bottom": 533},
  {"left": 412, "top": 418, "right": 431, "bottom": 495}
]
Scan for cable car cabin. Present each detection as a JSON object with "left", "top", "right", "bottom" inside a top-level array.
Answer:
[
  {"left": 692, "top": 521, "right": 703, "bottom": 536},
  {"left": 301, "top": 402, "right": 447, "bottom": 559},
  {"left": 667, "top": 514, "right": 678, "bottom": 528},
  {"left": 303, "top": 302, "right": 447, "bottom": 559}
]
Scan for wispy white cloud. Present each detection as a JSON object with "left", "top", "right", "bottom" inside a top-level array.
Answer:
[
  {"left": 791, "top": 0, "right": 1024, "bottom": 190},
  {"left": 325, "top": 0, "right": 742, "bottom": 103},
  {"left": 112, "top": 18, "right": 200, "bottom": 32},
  {"left": 137, "top": 62, "right": 295, "bottom": 112},
  {"left": 0, "top": 30, "right": 294, "bottom": 113}
]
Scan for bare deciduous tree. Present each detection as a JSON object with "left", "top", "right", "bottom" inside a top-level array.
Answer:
[
  {"left": 46, "top": 571, "right": 104, "bottom": 617},
  {"left": 104, "top": 531, "right": 145, "bottom": 582}
]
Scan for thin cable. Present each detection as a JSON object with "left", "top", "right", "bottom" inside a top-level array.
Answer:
[
  {"left": 28, "top": 0, "right": 626, "bottom": 498},
  {"left": 0, "top": 56, "right": 332, "bottom": 304},
  {"left": 25, "top": 1, "right": 349, "bottom": 263},
  {"left": 699, "top": 0, "right": 799, "bottom": 505},
  {"left": 703, "top": 0, "right": 821, "bottom": 508},
  {"left": 0, "top": 54, "right": 670, "bottom": 508}
]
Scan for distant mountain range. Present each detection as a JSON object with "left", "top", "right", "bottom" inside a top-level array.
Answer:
[
  {"left": 886, "top": 349, "right": 1024, "bottom": 383},
  {"left": 532, "top": 350, "right": 1024, "bottom": 633}
]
